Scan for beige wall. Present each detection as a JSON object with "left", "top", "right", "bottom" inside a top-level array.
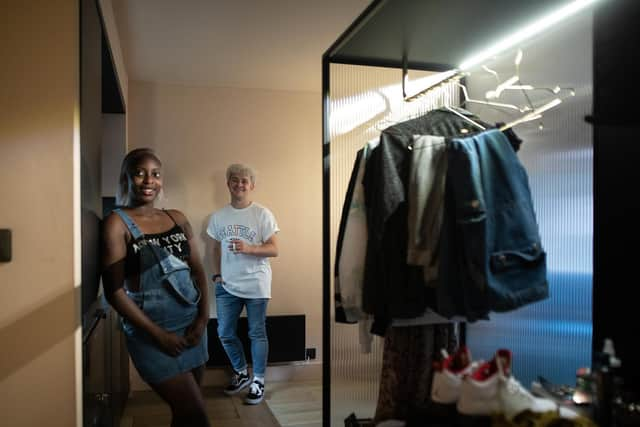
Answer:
[
  {"left": 128, "top": 81, "right": 323, "bottom": 382},
  {"left": 0, "top": 1, "right": 81, "bottom": 426}
]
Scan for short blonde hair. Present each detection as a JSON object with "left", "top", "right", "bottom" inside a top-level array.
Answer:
[{"left": 226, "top": 163, "right": 256, "bottom": 185}]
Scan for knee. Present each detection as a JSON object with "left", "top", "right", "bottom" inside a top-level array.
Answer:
[
  {"left": 217, "top": 323, "right": 237, "bottom": 341},
  {"left": 248, "top": 324, "right": 267, "bottom": 341}
]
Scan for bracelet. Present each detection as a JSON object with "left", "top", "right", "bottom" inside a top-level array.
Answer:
[{"left": 211, "top": 274, "right": 222, "bottom": 282}]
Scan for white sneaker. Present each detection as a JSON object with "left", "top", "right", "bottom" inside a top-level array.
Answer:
[
  {"left": 495, "top": 353, "right": 557, "bottom": 420},
  {"left": 431, "top": 346, "right": 475, "bottom": 404},
  {"left": 457, "top": 348, "right": 558, "bottom": 420},
  {"left": 244, "top": 380, "right": 265, "bottom": 405},
  {"left": 499, "top": 375, "right": 557, "bottom": 420},
  {"left": 457, "top": 349, "right": 520, "bottom": 417},
  {"left": 456, "top": 356, "right": 502, "bottom": 416}
]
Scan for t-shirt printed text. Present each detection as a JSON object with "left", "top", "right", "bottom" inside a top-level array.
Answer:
[{"left": 217, "top": 224, "right": 257, "bottom": 243}]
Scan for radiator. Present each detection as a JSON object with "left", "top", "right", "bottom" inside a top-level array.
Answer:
[{"left": 206, "top": 314, "right": 306, "bottom": 367}]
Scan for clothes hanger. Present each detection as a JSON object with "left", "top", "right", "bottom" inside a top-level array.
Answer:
[
  {"left": 402, "top": 69, "right": 460, "bottom": 102},
  {"left": 499, "top": 97, "right": 562, "bottom": 131},
  {"left": 482, "top": 50, "right": 526, "bottom": 100},
  {"left": 482, "top": 50, "right": 575, "bottom": 104},
  {"left": 479, "top": 49, "right": 575, "bottom": 131},
  {"left": 455, "top": 81, "right": 526, "bottom": 113},
  {"left": 444, "top": 105, "right": 486, "bottom": 130},
  {"left": 401, "top": 71, "right": 518, "bottom": 132},
  {"left": 376, "top": 71, "right": 463, "bottom": 132}
]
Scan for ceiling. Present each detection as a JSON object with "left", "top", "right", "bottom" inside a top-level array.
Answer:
[{"left": 111, "top": 0, "right": 371, "bottom": 92}]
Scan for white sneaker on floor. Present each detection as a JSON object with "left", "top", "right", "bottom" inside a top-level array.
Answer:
[
  {"left": 245, "top": 380, "right": 265, "bottom": 405},
  {"left": 456, "top": 354, "right": 502, "bottom": 417},
  {"left": 431, "top": 346, "right": 475, "bottom": 404},
  {"left": 493, "top": 348, "right": 557, "bottom": 420},
  {"left": 499, "top": 375, "right": 558, "bottom": 420},
  {"left": 457, "top": 348, "right": 558, "bottom": 420}
]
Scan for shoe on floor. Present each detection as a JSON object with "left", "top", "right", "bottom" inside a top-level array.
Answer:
[
  {"left": 456, "top": 350, "right": 503, "bottom": 417},
  {"left": 496, "top": 352, "right": 557, "bottom": 420},
  {"left": 457, "top": 348, "right": 558, "bottom": 420},
  {"left": 224, "top": 370, "right": 251, "bottom": 396},
  {"left": 499, "top": 375, "right": 558, "bottom": 420},
  {"left": 245, "top": 379, "right": 265, "bottom": 405},
  {"left": 431, "top": 346, "right": 475, "bottom": 404}
]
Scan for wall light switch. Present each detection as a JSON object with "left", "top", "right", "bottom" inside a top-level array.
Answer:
[{"left": 0, "top": 229, "right": 11, "bottom": 262}]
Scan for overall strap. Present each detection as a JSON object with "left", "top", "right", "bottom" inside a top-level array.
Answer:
[{"left": 113, "top": 208, "right": 144, "bottom": 240}]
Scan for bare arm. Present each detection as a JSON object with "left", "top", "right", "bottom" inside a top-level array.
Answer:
[
  {"left": 230, "top": 233, "right": 278, "bottom": 257},
  {"left": 101, "top": 213, "right": 187, "bottom": 356}
]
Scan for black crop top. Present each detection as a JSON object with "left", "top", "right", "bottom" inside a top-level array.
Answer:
[{"left": 124, "top": 211, "right": 191, "bottom": 287}]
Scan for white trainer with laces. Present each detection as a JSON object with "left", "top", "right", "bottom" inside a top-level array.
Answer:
[
  {"left": 457, "top": 348, "right": 558, "bottom": 420},
  {"left": 496, "top": 354, "right": 557, "bottom": 420},
  {"left": 456, "top": 356, "right": 502, "bottom": 416},
  {"left": 431, "top": 346, "right": 475, "bottom": 404}
]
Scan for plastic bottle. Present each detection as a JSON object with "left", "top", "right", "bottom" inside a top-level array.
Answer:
[{"left": 594, "top": 338, "right": 622, "bottom": 426}]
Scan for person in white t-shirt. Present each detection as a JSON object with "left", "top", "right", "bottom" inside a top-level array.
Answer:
[{"left": 206, "top": 163, "right": 279, "bottom": 405}]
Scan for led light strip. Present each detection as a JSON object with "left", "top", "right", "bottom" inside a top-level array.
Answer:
[{"left": 459, "top": 0, "right": 602, "bottom": 71}]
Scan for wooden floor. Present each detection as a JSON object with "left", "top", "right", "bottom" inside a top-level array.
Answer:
[
  {"left": 265, "top": 381, "right": 322, "bottom": 427},
  {"left": 120, "top": 385, "right": 279, "bottom": 427},
  {"left": 120, "top": 381, "right": 322, "bottom": 427}
]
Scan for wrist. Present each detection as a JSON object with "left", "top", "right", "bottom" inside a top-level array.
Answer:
[
  {"left": 150, "top": 325, "right": 167, "bottom": 342},
  {"left": 211, "top": 273, "right": 222, "bottom": 283}
]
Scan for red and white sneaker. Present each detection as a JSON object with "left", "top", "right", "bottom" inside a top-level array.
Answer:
[
  {"left": 430, "top": 346, "right": 475, "bottom": 404},
  {"left": 456, "top": 350, "right": 505, "bottom": 417},
  {"left": 457, "top": 349, "right": 558, "bottom": 420}
]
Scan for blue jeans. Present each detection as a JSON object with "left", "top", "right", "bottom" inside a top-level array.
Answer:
[{"left": 215, "top": 283, "right": 269, "bottom": 376}]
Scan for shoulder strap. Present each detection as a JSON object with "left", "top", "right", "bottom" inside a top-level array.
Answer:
[
  {"left": 113, "top": 208, "right": 144, "bottom": 240},
  {"left": 163, "top": 209, "right": 179, "bottom": 226}
]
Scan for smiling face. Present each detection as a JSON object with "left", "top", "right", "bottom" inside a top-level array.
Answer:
[
  {"left": 128, "top": 156, "right": 163, "bottom": 206},
  {"left": 227, "top": 172, "right": 254, "bottom": 204}
]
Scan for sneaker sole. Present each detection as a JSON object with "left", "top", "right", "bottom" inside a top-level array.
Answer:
[
  {"left": 244, "top": 395, "right": 264, "bottom": 405},
  {"left": 223, "top": 380, "right": 251, "bottom": 396}
]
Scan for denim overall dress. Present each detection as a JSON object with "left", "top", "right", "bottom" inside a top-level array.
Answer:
[{"left": 114, "top": 209, "right": 208, "bottom": 384}]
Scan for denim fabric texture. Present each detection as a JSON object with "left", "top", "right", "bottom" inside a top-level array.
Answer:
[
  {"left": 114, "top": 209, "right": 208, "bottom": 384},
  {"left": 439, "top": 129, "right": 548, "bottom": 320},
  {"left": 215, "top": 282, "right": 269, "bottom": 376}
]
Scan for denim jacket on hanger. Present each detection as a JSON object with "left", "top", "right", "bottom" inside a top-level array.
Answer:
[{"left": 438, "top": 129, "right": 548, "bottom": 320}]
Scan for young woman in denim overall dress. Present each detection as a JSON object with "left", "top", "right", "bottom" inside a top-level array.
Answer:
[{"left": 102, "top": 148, "right": 210, "bottom": 427}]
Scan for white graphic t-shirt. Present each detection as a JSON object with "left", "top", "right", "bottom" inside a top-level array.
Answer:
[{"left": 206, "top": 202, "right": 279, "bottom": 298}]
